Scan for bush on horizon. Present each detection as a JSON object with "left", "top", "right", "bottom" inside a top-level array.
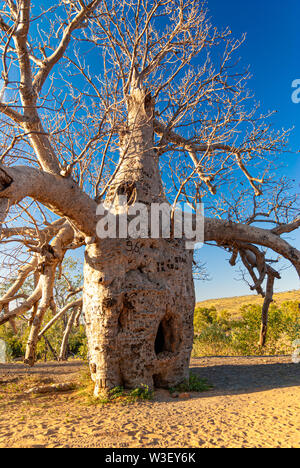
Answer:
[
  {"left": 192, "top": 300, "right": 300, "bottom": 357},
  {"left": 1, "top": 300, "right": 299, "bottom": 361}
]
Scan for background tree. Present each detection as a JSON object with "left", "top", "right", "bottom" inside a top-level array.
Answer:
[
  {"left": 0, "top": 0, "right": 298, "bottom": 395},
  {"left": 0, "top": 255, "right": 83, "bottom": 361}
]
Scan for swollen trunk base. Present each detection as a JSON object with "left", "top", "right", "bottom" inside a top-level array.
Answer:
[{"left": 83, "top": 237, "right": 195, "bottom": 396}]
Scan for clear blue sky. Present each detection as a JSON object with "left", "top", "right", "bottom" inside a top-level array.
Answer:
[{"left": 195, "top": 0, "right": 300, "bottom": 301}]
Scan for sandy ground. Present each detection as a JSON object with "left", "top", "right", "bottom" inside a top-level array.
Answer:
[{"left": 0, "top": 356, "right": 299, "bottom": 448}]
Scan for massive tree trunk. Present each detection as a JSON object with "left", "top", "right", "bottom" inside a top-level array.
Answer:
[
  {"left": 83, "top": 84, "right": 195, "bottom": 396},
  {"left": 84, "top": 237, "right": 195, "bottom": 395}
]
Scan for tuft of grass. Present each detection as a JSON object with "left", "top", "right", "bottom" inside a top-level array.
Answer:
[
  {"left": 98, "top": 384, "right": 153, "bottom": 405},
  {"left": 74, "top": 368, "right": 95, "bottom": 404},
  {"left": 126, "top": 384, "right": 153, "bottom": 403},
  {"left": 108, "top": 386, "right": 125, "bottom": 400},
  {"left": 75, "top": 369, "right": 153, "bottom": 405},
  {"left": 169, "top": 372, "right": 212, "bottom": 394}
]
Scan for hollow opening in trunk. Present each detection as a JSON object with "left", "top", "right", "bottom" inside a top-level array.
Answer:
[
  {"left": 117, "top": 181, "right": 136, "bottom": 205},
  {"left": 155, "top": 322, "right": 165, "bottom": 355},
  {"left": 154, "top": 315, "right": 179, "bottom": 356}
]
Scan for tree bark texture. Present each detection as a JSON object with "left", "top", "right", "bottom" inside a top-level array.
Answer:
[{"left": 83, "top": 85, "right": 195, "bottom": 395}]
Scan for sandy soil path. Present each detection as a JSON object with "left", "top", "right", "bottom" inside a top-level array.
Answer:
[{"left": 0, "top": 356, "right": 299, "bottom": 448}]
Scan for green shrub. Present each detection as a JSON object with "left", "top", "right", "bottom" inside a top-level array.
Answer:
[
  {"left": 169, "top": 372, "right": 212, "bottom": 394},
  {"left": 192, "top": 300, "right": 300, "bottom": 357},
  {"left": 0, "top": 326, "right": 25, "bottom": 359},
  {"left": 68, "top": 325, "right": 88, "bottom": 357}
]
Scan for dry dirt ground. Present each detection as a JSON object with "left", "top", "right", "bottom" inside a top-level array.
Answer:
[{"left": 0, "top": 356, "right": 299, "bottom": 448}]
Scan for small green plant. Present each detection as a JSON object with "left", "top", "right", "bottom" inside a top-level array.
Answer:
[
  {"left": 169, "top": 372, "right": 212, "bottom": 394},
  {"left": 76, "top": 369, "right": 154, "bottom": 406},
  {"left": 91, "top": 384, "right": 154, "bottom": 405},
  {"left": 109, "top": 386, "right": 125, "bottom": 400},
  {"left": 106, "top": 384, "right": 153, "bottom": 405},
  {"left": 127, "top": 384, "right": 153, "bottom": 402}
]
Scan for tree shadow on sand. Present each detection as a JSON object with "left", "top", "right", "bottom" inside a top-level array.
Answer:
[
  {"left": 190, "top": 358, "right": 300, "bottom": 397},
  {"left": 1, "top": 359, "right": 300, "bottom": 398}
]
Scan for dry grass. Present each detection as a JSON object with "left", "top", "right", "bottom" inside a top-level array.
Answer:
[{"left": 196, "top": 290, "right": 300, "bottom": 318}]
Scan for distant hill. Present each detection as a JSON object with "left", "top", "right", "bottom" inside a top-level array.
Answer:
[{"left": 196, "top": 290, "right": 300, "bottom": 318}]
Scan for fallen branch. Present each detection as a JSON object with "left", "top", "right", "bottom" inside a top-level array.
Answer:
[{"left": 25, "top": 382, "right": 76, "bottom": 394}]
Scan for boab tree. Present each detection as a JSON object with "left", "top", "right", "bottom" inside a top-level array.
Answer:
[{"left": 0, "top": 0, "right": 299, "bottom": 395}]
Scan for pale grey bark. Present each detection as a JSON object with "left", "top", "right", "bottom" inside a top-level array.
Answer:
[
  {"left": 38, "top": 298, "right": 82, "bottom": 339},
  {"left": 83, "top": 84, "right": 195, "bottom": 395},
  {"left": 84, "top": 237, "right": 195, "bottom": 395},
  {"left": 59, "top": 307, "right": 78, "bottom": 361},
  {"left": 204, "top": 218, "right": 300, "bottom": 277},
  {"left": 24, "top": 224, "right": 74, "bottom": 366}
]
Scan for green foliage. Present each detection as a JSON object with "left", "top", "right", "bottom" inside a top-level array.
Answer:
[
  {"left": 0, "top": 326, "right": 24, "bottom": 359},
  {"left": 0, "top": 256, "right": 85, "bottom": 362},
  {"left": 108, "top": 386, "right": 125, "bottom": 400},
  {"left": 105, "top": 384, "right": 154, "bottom": 404},
  {"left": 194, "top": 306, "right": 217, "bottom": 329},
  {"left": 0, "top": 310, "right": 87, "bottom": 362},
  {"left": 127, "top": 384, "right": 153, "bottom": 401},
  {"left": 68, "top": 325, "right": 88, "bottom": 358},
  {"left": 77, "top": 371, "right": 154, "bottom": 406},
  {"left": 193, "top": 300, "right": 300, "bottom": 357},
  {"left": 169, "top": 372, "right": 212, "bottom": 394}
]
